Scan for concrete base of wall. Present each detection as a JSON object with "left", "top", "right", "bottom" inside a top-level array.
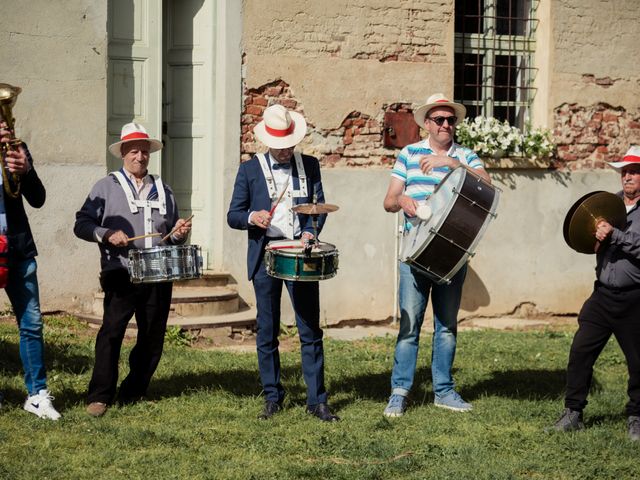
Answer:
[{"left": 223, "top": 167, "right": 621, "bottom": 326}]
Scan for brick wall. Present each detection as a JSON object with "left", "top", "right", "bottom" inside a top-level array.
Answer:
[
  {"left": 244, "top": 83, "right": 640, "bottom": 170},
  {"left": 553, "top": 103, "right": 640, "bottom": 169},
  {"left": 242, "top": 79, "right": 412, "bottom": 167}
]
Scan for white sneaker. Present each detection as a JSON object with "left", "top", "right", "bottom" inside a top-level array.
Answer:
[{"left": 23, "top": 389, "right": 61, "bottom": 420}]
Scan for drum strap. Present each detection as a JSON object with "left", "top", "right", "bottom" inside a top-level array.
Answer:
[
  {"left": 257, "top": 153, "right": 308, "bottom": 239},
  {"left": 111, "top": 171, "right": 168, "bottom": 248}
]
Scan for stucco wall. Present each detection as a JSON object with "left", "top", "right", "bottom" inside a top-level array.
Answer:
[
  {"left": 242, "top": 0, "right": 455, "bottom": 129},
  {"left": 550, "top": 0, "right": 640, "bottom": 111},
  {"left": 0, "top": 1, "right": 107, "bottom": 311},
  {"left": 224, "top": 167, "right": 621, "bottom": 324},
  {"left": 549, "top": 0, "right": 640, "bottom": 167}
]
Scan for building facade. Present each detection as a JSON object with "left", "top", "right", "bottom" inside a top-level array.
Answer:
[{"left": 1, "top": 0, "right": 638, "bottom": 322}]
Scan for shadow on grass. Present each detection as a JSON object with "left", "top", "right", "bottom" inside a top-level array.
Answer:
[
  {"left": 330, "top": 367, "right": 569, "bottom": 411},
  {"left": 148, "top": 365, "right": 305, "bottom": 402},
  {"left": 461, "top": 368, "right": 567, "bottom": 400},
  {"left": 0, "top": 338, "right": 93, "bottom": 376}
]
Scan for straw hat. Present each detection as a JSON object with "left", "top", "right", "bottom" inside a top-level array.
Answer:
[
  {"left": 253, "top": 104, "right": 307, "bottom": 149},
  {"left": 108, "top": 122, "right": 163, "bottom": 158},
  {"left": 608, "top": 145, "right": 640, "bottom": 171},
  {"left": 413, "top": 93, "right": 467, "bottom": 128}
]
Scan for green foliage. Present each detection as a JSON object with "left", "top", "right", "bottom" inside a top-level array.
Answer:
[
  {"left": 456, "top": 116, "right": 555, "bottom": 160},
  {"left": 0, "top": 302, "right": 13, "bottom": 317},
  {"left": 0, "top": 316, "right": 638, "bottom": 479},
  {"left": 163, "top": 325, "right": 195, "bottom": 347}
]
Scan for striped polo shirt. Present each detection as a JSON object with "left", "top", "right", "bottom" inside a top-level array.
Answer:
[{"left": 391, "top": 138, "right": 485, "bottom": 228}]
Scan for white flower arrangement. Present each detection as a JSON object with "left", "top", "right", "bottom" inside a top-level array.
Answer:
[{"left": 455, "top": 116, "right": 554, "bottom": 160}]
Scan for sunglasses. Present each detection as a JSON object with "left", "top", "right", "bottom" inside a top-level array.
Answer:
[{"left": 428, "top": 116, "right": 457, "bottom": 126}]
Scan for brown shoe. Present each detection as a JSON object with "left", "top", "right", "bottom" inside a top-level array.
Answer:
[{"left": 86, "top": 402, "right": 108, "bottom": 417}]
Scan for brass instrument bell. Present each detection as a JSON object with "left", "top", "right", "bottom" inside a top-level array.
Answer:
[
  {"left": 0, "top": 83, "right": 23, "bottom": 198},
  {"left": 563, "top": 191, "right": 627, "bottom": 254}
]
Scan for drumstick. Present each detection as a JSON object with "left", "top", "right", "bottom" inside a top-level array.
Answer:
[
  {"left": 269, "top": 245, "right": 305, "bottom": 250},
  {"left": 127, "top": 232, "right": 161, "bottom": 243},
  {"left": 269, "top": 241, "right": 319, "bottom": 251},
  {"left": 160, "top": 214, "right": 194, "bottom": 244},
  {"left": 269, "top": 177, "right": 290, "bottom": 216}
]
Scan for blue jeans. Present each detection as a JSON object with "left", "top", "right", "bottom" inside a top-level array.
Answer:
[
  {"left": 390, "top": 261, "right": 467, "bottom": 397},
  {"left": 5, "top": 258, "right": 47, "bottom": 395}
]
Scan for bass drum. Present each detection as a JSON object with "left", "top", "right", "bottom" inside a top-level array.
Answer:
[{"left": 400, "top": 167, "right": 499, "bottom": 284}]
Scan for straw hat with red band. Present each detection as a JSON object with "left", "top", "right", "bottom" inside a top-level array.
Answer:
[
  {"left": 108, "top": 122, "right": 163, "bottom": 158},
  {"left": 413, "top": 93, "right": 467, "bottom": 128},
  {"left": 608, "top": 145, "right": 640, "bottom": 171},
  {"left": 253, "top": 104, "right": 307, "bottom": 149}
]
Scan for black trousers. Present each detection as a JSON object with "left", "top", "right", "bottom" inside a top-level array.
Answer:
[
  {"left": 565, "top": 282, "right": 640, "bottom": 416},
  {"left": 87, "top": 269, "right": 173, "bottom": 404}
]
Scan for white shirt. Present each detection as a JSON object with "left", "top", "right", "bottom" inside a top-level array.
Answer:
[
  {"left": 124, "top": 169, "right": 153, "bottom": 200},
  {"left": 265, "top": 157, "right": 301, "bottom": 238}
]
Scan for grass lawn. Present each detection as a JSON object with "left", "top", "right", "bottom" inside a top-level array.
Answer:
[{"left": 0, "top": 315, "right": 638, "bottom": 479}]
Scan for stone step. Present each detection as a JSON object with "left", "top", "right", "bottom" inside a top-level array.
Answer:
[
  {"left": 176, "top": 271, "right": 235, "bottom": 288},
  {"left": 92, "top": 285, "right": 240, "bottom": 318},
  {"left": 78, "top": 307, "right": 257, "bottom": 332},
  {"left": 171, "top": 286, "right": 239, "bottom": 316},
  {"left": 167, "top": 308, "right": 257, "bottom": 330}
]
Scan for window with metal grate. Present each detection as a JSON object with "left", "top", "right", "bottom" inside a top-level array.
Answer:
[{"left": 454, "top": 0, "right": 538, "bottom": 128}]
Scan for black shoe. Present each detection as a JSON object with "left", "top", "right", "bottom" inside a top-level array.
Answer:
[
  {"left": 548, "top": 408, "right": 584, "bottom": 432},
  {"left": 307, "top": 403, "right": 340, "bottom": 422},
  {"left": 258, "top": 401, "right": 282, "bottom": 420},
  {"left": 628, "top": 416, "right": 640, "bottom": 441}
]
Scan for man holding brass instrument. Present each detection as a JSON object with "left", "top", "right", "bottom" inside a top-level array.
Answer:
[
  {"left": 0, "top": 83, "right": 60, "bottom": 420},
  {"left": 550, "top": 146, "right": 640, "bottom": 441}
]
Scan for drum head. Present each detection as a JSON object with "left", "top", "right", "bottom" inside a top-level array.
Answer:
[
  {"left": 401, "top": 168, "right": 464, "bottom": 260},
  {"left": 266, "top": 239, "right": 335, "bottom": 254}
]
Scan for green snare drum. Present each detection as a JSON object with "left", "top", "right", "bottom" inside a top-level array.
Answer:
[{"left": 264, "top": 240, "right": 339, "bottom": 281}]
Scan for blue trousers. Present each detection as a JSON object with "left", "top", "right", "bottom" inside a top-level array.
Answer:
[
  {"left": 5, "top": 258, "right": 47, "bottom": 395},
  {"left": 252, "top": 261, "right": 327, "bottom": 406},
  {"left": 390, "top": 262, "right": 467, "bottom": 397}
]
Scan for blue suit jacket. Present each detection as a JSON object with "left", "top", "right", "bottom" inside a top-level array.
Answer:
[{"left": 227, "top": 153, "right": 326, "bottom": 280}]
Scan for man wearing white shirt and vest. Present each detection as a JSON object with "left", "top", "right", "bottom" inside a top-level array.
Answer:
[
  {"left": 74, "top": 123, "right": 191, "bottom": 417},
  {"left": 227, "top": 105, "right": 338, "bottom": 422},
  {"left": 382, "top": 93, "right": 491, "bottom": 416}
]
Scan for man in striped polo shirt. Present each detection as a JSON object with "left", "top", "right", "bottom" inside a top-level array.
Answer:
[{"left": 382, "top": 93, "right": 491, "bottom": 416}]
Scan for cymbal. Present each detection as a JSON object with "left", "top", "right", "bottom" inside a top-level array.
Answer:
[
  {"left": 563, "top": 191, "right": 626, "bottom": 254},
  {"left": 291, "top": 203, "right": 340, "bottom": 215}
]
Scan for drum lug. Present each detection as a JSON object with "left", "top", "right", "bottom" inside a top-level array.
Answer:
[
  {"left": 452, "top": 186, "right": 497, "bottom": 218},
  {"left": 407, "top": 260, "right": 451, "bottom": 285},
  {"left": 428, "top": 227, "right": 475, "bottom": 256}
]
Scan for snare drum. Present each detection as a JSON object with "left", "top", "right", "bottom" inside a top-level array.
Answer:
[
  {"left": 128, "top": 245, "right": 203, "bottom": 283},
  {"left": 264, "top": 240, "right": 339, "bottom": 281},
  {"left": 400, "top": 167, "right": 499, "bottom": 284}
]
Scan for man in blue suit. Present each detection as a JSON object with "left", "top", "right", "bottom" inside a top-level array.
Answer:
[{"left": 227, "top": 104, "right": 338, "bottom": 422}]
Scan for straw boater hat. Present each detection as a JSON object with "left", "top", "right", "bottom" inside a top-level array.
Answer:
[
  {"left": 253, "top": 104, "right": 307, "bottom": 149},
  {"left": 413, "top": 93, "right": 467, "bottom": 128},
  {"left": 608, "top": 145, "right": 640, "bottom": 171},
  {"left": 108, "top": 122, "right": 163, "bottom": 158}
]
